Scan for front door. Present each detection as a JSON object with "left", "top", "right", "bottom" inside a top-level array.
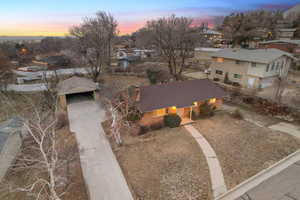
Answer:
[
  {"left": 177, "top": 107, "right": 190, "bottom": 118},
  {"left": 177, "top": 108, "right": 185, "bottom": 117}
]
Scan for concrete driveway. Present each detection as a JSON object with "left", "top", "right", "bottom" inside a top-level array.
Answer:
[{"left": 67, "top": 96, "right": 133, "bottom": 200}]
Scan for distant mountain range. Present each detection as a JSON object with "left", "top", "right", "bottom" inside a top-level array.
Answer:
[{"left": 0, "top": 36, "right": 65, "bottom": 42}]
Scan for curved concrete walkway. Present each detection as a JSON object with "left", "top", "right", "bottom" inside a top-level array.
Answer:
[{"left": 185, "top": 125, "right": 227, "bottom": 199}]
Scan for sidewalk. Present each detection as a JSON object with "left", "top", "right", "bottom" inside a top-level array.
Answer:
[
  {"left": 185, "top": 125, "right": 227, "bottom": 199},
  {"left": 216, "top": 150, "right": 300, "bottom": 200}
]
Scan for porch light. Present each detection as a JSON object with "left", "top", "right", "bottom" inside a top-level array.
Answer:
[
  {"left": 209, "top": 98, "right": 216, "bottom": 104},
  {"left": 193, "top": 102, "right": 198, "bottom": 106},
  {"left": 171, "top": 106, "right": 176, "bottom": 110}
]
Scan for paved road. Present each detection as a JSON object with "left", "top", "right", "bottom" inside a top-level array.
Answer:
[
  {"left": 67, "top": 96, "right": 133, "bottom": 200},
  {"left": 236, "top": 160, "right": 300, "bottom": 200}
]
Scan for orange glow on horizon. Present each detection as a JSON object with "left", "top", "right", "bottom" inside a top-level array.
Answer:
[{"left": 0, "top": 19, "right": 147, "bottom": 36}]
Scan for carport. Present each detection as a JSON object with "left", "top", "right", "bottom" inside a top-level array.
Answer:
[{"left": 57, "top": 76, "right": 97, "bottom": 111}]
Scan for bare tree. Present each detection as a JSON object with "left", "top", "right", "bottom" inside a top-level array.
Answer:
[
  {"left": 222, "top": 10, "right": 283, "bottom": 46},
  {"left": 0, "top": 51, "right": 12, "bottom": 91},
  {"left": 144, "top": 15, "right": 197, "bottom": 80},
  {"left": 70, "top": 11, "right": 118, "bottom": 81},
  {"left": 274, "top": 62, "right": 289, "bottom": 103},
  {"left": 0, "top": 94, "right": 78, "bottom": 200},
  {"left": 107, "top": 102, "right": 124, "bottom": 145},
  {"left": 0, "top": 113, "right": 69, "bottom": 200}
]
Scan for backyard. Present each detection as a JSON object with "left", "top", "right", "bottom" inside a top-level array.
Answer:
[
  {"left": 103, "top": 124, "right": 212, "bottom": 200},
  {"left": 193, "top": 112, "right": 300, "bottom": 189}
]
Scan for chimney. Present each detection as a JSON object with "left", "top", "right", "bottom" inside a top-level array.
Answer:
[{"left": 135, "top": 86, "right": 140, "bottom": 102}]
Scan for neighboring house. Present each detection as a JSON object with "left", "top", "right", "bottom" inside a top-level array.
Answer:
[
  {"left": 209, "top": 48, "right": 296, "bottom": 89},
  {"left": 137, "top": 79, "right": 226, "bottom": 126},
  {"left": 259, "top": 40, "right": 300, "bottom": 56},
  {"left": 118, "top": 55, "right": 140, "bottom": 69},
  {"left": 194, "top": 47, "right": 223, "bottom": 61},
  {"left": 0, "top": 117, "right": 24, "bottom": 180}
]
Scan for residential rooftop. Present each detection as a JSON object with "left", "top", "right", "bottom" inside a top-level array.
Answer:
[
  {"left": 138, "top": 79, "right": 227, "bottom": 112},
  {"left": 211, "top": 48, "right": 295, "bottom": 64},
  {"left": 259, "top": 39, "right": 300, "bottom": 46}
]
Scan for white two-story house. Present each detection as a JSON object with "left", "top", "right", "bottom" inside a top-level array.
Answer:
[{"left": 209, "top": 48, "right": 296, "bottom": 88}]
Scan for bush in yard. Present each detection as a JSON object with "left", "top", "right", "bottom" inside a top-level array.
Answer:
[
  {"left": 191, "top": 110, "right": 198, "bottom": 120},
  {"left": 127, "top": 113, "right": 140, "bottom": 122},
  {"left": 164, "top": 114, "right": 182, "bottom": 128},
  {"left": 150, "top": 121, "right": 165, "bottom": 130},
  {"left": 146, "top": 69, "right": 159, "bottom": 84},
  {"left": 199, "top": 102, "right": 215, "bottom": 117},
  {"left": 231, "top": 109, "right": 243, "bottom": 120},
  {"left": 139, "top": 125, "right": 150, "bottom": 135}
]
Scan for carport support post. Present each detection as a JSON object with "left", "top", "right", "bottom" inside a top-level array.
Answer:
[{"left": 59, "top": 95, "right": 67, "bottom": 112}]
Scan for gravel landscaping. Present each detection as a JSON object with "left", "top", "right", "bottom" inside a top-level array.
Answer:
[
  {"left": 193, "top": 113, "right": 300, "bottom": 189},
  {"left": 106, "top": 126, "right": 211, "bottom": 200}
]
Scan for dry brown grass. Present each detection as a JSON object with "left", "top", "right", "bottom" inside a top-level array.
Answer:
[
  {"left": 103, "top": 124, "right": 212, "bottom": 200},
  {"left": 193, "top": 113, "right": 300, "bottom": 189},
  {"left": 0, "top": 127, "right": 88, "bottom": 200},
  {"left": 101, "top": 74, "right": 149, "bottom": 89},
  {"left": 0, "top": 92, "right": 45, "bottom": 122}
]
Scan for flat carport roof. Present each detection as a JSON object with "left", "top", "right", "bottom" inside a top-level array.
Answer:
[{"left": 57, "top": 76, "right": 97, "bottom": 95}]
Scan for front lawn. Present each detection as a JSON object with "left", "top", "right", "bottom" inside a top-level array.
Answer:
[
  {"left": 104, "top": 125, "right": 212, "bottom": 200},
  {"left": 193, "top": 113, "right": 300, "bottom": 189}
]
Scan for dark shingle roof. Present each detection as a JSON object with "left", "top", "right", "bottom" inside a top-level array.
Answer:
[{"left": 138, "top": 79, "right": 227, "bottom": 112}]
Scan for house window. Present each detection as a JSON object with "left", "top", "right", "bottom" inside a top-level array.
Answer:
[
  {"left": 216, "top": 57, "right": 224, "bottom": 63},
  {"left": 209, "top": 98, "right": 216, "bottom": 104},
  {"left": 154, "top": 108, "right": 166, "bottom": 116},
  {"left": 235, "top": 60, "right": 241, "bottom": 64},
  {"left": 276, "top": 62, "right": 280, "bottom": 71},
  {"left": 266, "top": 64, "right": 269, "bottom": 72},
  {"left": 216, "top": 70, "right": 223, "bottom": 75},
  {"left": 233, "top": 74, "right": 242, "bottom": 79},
  {"left": 251, "top": 62, "right": 257, "bottom": 67},
  {"left": 271, "top": 62, "right": 275, "bottom": 71}
]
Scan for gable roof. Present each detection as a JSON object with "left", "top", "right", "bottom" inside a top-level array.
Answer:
[
  {"left": 138, "top": 79, "right": 227, "bottom": 112},
  {"left": 211, "top": 48, "right": 296, "bottom": 64},
  {"left": 57, "top": 76, "right": 97, "bottom": 95}
]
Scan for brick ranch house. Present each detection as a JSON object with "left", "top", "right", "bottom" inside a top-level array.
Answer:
[{"left": 136, "top": 79, "right": 227, "bottom": 126}]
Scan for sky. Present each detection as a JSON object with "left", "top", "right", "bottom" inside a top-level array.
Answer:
[{"left": 0, "top": 0, "right": 300, "bottom": 36}]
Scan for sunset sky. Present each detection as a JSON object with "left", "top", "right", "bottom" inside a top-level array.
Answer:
[{"left": 1, "top": 0, "right": 299, "bottom": 36}]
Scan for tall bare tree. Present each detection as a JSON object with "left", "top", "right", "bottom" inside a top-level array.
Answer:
[
  {"left": 274, "top": 61, "right": 289, "bottom": 103},
  {"left": 144, "top": 15, "right": 197, "bottom": 80},
  {"left": 0, "top": 51, "right": 12, "bottom": 90},
  {"left": 222, "top": 10, "right": 283, "bottom": 46},
  {"left": 70, "top": 11, "right": 118, "bottom": 81}
]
